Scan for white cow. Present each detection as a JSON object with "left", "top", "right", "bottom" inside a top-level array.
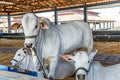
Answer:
[
  {"left": 10, "top": 48, "right": 75, "bottom": 79},
  {"left": 10, "top": 13, "right": 93, "bottom": 79},
  {"left": 62, "top": 50, "right": 120, "bottom": 80},
  {"left": 10, "top": 48, "right": 40, "bottom": 71}
]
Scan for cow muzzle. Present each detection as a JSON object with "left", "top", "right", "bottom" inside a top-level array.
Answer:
[
  {"left": 24, "top": 43, "right": 33, "bottom": 48},
  {"left": 10, "top": 60, "right": 18, "bottom": 66},
  {"left": 77, "top": 74, "right": 85, "bottom": 80}
]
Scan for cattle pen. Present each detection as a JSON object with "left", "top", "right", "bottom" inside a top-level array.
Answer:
[
  {"left": 0, "top": 37, "right": 120, "bottom": 80},
  {"left": 0, "top": 0, "right": 119, "bottom": 80}
]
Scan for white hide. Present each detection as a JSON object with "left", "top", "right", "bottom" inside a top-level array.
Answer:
[
  {"left": 10, "top": 48, "right": 39, "bottom": 71},
  {"left": 10, "top": 48, "right": 75, "bottom": 79},
  {"left": 66, "top": 51, "right": 120, "bottom": 80},
  {"left": 10, "top": 13, "right": 93, "bottom": 79},
  {"left": 87, "top": 61, "right": 120, "bottom": 80},
  {"left": 21, "top": 13, "right": 93, "bottom": 57}
]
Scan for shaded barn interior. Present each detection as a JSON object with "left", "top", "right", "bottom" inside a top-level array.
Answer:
[{"left": 0, "top": 0, "right": 118, "bottom": 15}]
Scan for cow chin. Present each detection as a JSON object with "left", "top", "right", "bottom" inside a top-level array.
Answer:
[
  {"left": 24, "top": 43, "right": 35, "bottom": 48},
  {"left": 77, "top": 73, "right": 87, "bottom": 80}
]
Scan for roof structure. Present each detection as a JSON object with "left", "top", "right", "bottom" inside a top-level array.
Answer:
[{"left": 0, "top": 0, "right": 119, "bottom": 15}]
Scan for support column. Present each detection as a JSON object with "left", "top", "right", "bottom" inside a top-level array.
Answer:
[
  {"left": 54, "top": 8, "right": 58, "bottom": 25},
  {"left": 110, "top": 22, "right": 112, "bottom": 29},
  {"left": 103, "top": 22, "right": 105, "bottom": 30},
  {"left": 112, "top": 22, "right": 114, "bottom": 29},
  {"left": 107, "top": 22, "right": 109, "bottom": 29},
  {"left": 7, "top": 12, "right": 11, "bottom": 33},
  {"left": 99, "top": 23, "right": 101, "bottom": 29},
  {"left": 84, "top": 6, "right": 88, "bottom": 23},
  {"left": 94, "top": 22, "right": 96, "bottom": 30},
  {"left": 7, "top": 12, "right": 11, "bottom": 27}
]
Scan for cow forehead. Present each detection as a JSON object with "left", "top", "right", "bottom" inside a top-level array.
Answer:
[
  {"left": 22, "top": 13, "right": 38, "bottom": 29},
  {"left": 74, "top": 51, "right": 89, "bottom": 61},
  {"left": 15, "top": 49, "right": 24, "bottom": 55}
]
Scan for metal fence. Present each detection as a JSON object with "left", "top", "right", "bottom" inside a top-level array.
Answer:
[{"left": 0, "top": 31, "right": 120, "bottom": 41}]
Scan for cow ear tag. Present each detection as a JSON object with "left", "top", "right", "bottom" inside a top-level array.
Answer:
[{"left": 40, "top": 22, "right": 49, "bottom": 29}]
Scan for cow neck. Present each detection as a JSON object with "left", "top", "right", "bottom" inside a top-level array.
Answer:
[{"left": 35, "top": 29, "right": 43, "bottom": 60}]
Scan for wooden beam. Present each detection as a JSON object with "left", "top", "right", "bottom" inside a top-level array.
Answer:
[{"left": 0, "top": 0, "right": 117, "bottom": 15}]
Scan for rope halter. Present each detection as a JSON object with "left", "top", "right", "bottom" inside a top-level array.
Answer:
[
  {"left": 25, "top": 35, "right": 37, "bottom": 39},
  {"left": 75, "top": 67, "right": 89, "bottom": 74}
]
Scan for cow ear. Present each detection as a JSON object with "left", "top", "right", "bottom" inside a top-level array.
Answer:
[
  {"left": 40, "top": 21, "right": 49, "bottom": 29},
  {"left": 88, "top": 50, "right": 97, "bottom": 61},
  {"left": 9, "top": 23, "right": 22, "bottom": 30},
  {"left": 60, "top": 54, "right": 74, "bottom": 62}
]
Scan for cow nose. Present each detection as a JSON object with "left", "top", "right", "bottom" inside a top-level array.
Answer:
[
  {"left": 10, "top": 62, "right": 12, "bottom": 65},
  {"left": 77, "top": 74, "right": 85, "bottom": 80},
  {"left": 25, "top": 43, "right": 33, "bottom": 48}
]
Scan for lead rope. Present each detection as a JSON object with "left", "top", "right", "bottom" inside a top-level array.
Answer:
[{"left": 32, "top": 47, "right": 47, "bottom": 78}]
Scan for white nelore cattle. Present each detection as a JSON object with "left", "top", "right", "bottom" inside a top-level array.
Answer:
[
  {"left": 62, "top": 50, "right": 120, "bottom": 80},
  {"left": 10, "top": 48, "right": 75, "bottom": 79},
  {"left": 10, "top": 13, "right": 93, "bottom": 79},
  {"left": 10, "top": 48, "right": 40, "bottom": 71}
]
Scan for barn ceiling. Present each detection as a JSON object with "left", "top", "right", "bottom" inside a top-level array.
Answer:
[{"left": 0, "top": 0, "right": 118, "bottom": 15}]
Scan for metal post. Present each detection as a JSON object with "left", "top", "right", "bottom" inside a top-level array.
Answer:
[
  {"left": 110, "top": 22, "right": 112, "bottom": 29},
  {"left": 103, "top": 22, "right": 105, "bottom": 30},
  {"left": 84, "top": 6, "right": 88, "bottom": 23},
  {"left": 54, "top": 8, "right": 58, "bottom": 25},
  {"left": 7, "top": 12, "right": 11, "bottom": 27},
  {"left": 112, "top": 22, "right": 114, "bottom": 29},
  {"left": 107, "top": 22, "right": 108, "bottom": 29},
  {"left": 99, "top": 23, "right": 101, "bottom": 29},
  {"left": 94, "top": 22, "right": 96, "bottom": 30},
  {"left": 7, "top": 12, "right": 11, "bottom": 33}
]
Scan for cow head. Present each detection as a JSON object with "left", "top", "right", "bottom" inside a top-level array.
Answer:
[
  {"left": 10, "top": 48, "right": 31, "bottom": 66},
  {"left": 9, "top": 13, "right": 49, "bottom": 48},
  {"left": 61, "top": 50, "right": 97, "bottom": 80}
]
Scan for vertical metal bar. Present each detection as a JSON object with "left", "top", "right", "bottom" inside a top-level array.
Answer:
[
  {"left": 84, "top": 6, "right": 88, "bottom": 23},
  {"left": 54, "top": 8, "right": 58, "bottom": 25},
  {"left": 107, "top": 22, "right": 109, "bottom": 29},
  {"left": 110, "top": 22, "right": 112, "bottom": 29},
  {"left": 7, "top": 12, "right": 11, "bottom": 27},
  {"left": 103, "top": 22, "right": 105, "bottom": 30},
  {"left": 112, "top": 22, "right": 114, "bottom": 29},
  {"left": 94, "top": 22, "right": 96, "bottom": 30},
  {"left": 99, "top": 23, "right": 101, "bottom": 28}
]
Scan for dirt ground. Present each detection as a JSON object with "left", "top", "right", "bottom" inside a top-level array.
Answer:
[
  {"left": 0, "top": 39, "right": 120, "bottom": 54},
  {"left": 0, "top": 39, "right": 120, "bottom": 80},
  {"left": 0, "top": 38, "right": 120, "bottom": 65}
]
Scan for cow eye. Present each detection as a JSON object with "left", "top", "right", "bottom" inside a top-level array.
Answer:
[
  {"left": 35, "top": 25, "right": 38, "bottom": 29},
  {"left": 18, "top": 54, "right": 21, "bottom": 56},
  {"left": 24, "top": 51, "right": 27, "bottom": 54},
  {"left": 88, "top": 61, "right": 90, "bottom": 63}
]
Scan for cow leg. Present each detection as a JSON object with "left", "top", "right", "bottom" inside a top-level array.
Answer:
[
  {"left": 88, "top": 38, "right": 93, "bottom": 52},
  {"left": 48, "top": 57, "right": 58, "bottom": 79},
  {"left": 87, "top": 32, "right": 93, "bottom": 52},
  {"left": 83, "top": 33, "right": 93, "bottom": 52}
]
